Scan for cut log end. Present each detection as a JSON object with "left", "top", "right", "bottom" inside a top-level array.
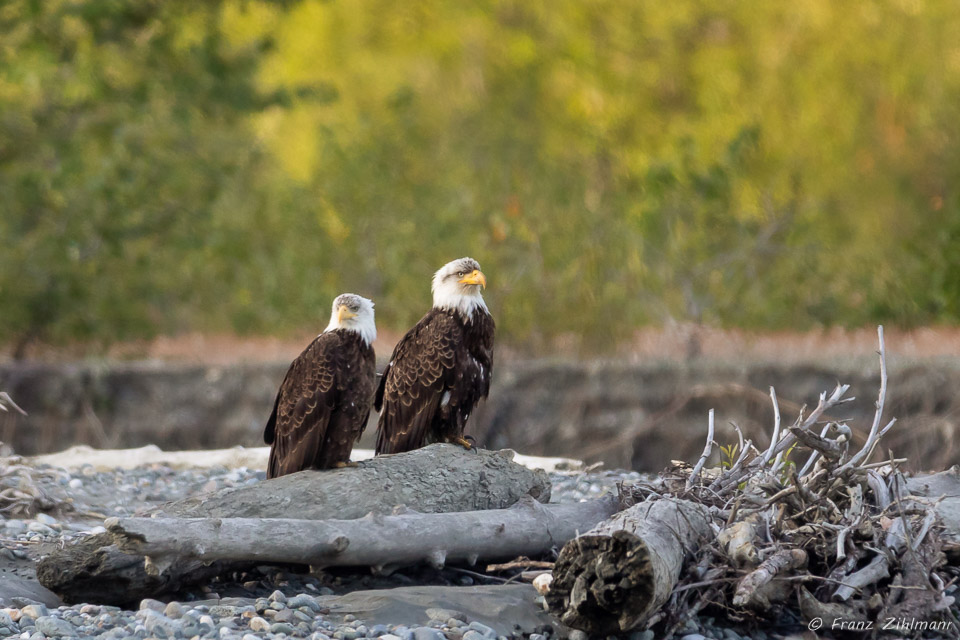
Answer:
[{"left": 547, "top": 530, "right": 655, "bottom": 635}]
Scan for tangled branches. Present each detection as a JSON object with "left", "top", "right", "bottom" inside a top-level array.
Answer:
[
  {"left": 549, "top": 327, "right": 958, "bottom": 637},
  {"left": 1, "top": 393, "right": 72, "bottom": 516},
  {"left": 664, "top": 326, "right": 957, "bottom": 635}
]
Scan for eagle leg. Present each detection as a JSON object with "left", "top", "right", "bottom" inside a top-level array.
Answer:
[
  {"left": 333, "top": 460, "right": 359, "bottom": 469},
  {"left": 448, "top": 435, "right": 474, "bottom": 451}
]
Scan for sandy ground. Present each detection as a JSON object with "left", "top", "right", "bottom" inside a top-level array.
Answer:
[{"left": 28, "top": 445, "right": 583, "bottom": 473}]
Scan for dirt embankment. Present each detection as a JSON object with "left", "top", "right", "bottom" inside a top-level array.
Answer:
[{"left": 2, "top": 354, "right": 957, "bottom": 472}]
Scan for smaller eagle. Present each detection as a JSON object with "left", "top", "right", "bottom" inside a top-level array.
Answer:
[
  {"left": 375, "top": 257, "right": 495, "bottom": 455},
  {"left": 264, "top": 293, "right": 377, "bottom": 479}
]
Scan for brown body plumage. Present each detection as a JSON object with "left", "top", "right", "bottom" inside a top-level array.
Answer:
[
  {"left": 375, "top": 258, "right": 495, "bottom": 455},
  {"left": 264, "top": 295, "right": 377, "bottom": 478}
]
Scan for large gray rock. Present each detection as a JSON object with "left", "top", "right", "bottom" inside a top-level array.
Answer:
[
  {"left": 0, "top": 576, "right": 61, "bottom": 608},
  {"left": 315, "top": 585, "right": 563, "bottom": 636},
  {"left": 155, "top": 444, "right": 550, "bottom": 520}
]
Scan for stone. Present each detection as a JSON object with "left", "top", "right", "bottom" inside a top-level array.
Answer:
[
  {"left": 34, "top": 616, "right": 78, "bottom": 638},
  {"left": 426, "top": 608, "right": 466, "bottom": 623},
  {"left": 287, "top": 594, "right": 322, "bottom": 612},
  {"left": 19, "top": 605, "right": 48, "bottom": 620},
  {"left": 162, "top": 602, "right": 184, "bottom": 619},
  {"left": 462, "top": 632, "right": 487, "bottom": 640},
  {"left": 268, "top": 590, "right": 287, "bottom": 604},
  {"left": 138, "top": 610, "right": 182, "bottom": 638},
  {"left": 26, "top": 522, "right": 54, "bottom": 535},
  {"left": 270, "top": 622, "right": 297, "bottom": 635},
  {"left": 139, "top": 599, "right": 166, "bottom": 613},
  {"left": 249, "top": 617, "right": 270, "bottom": 632},
  {"left": 273, "top": 609, "right": 294, "bottom": 624},
  {"left": 292, "top": 611, "right": 312, "bottom": 623},
  {"left": 208, "top": 606, "right": 237, "bottom": 618},
  {"left": 466, "top": 622, "right": 496, "bottom": 639},
  {"left": 412, "top": 627, "right": 445, "bottom": 640}
]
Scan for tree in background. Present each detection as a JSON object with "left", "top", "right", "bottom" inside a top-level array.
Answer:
[{"left": 2, "top": 0, "right": 959, "bottom": 354}]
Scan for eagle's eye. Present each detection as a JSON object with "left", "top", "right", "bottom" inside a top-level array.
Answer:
[{"left": 457, "top": 271, "right": 464, "bottom": 277}]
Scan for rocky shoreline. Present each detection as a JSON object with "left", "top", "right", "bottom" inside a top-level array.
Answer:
[{"left": 1, "top": 458, "right": 677, "bottom": 640}]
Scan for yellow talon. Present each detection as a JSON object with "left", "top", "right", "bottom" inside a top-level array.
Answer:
[
  {"left": 333, "top": 461, "right": 359, "bottom": 468},
  {"left": 450, "top": 436, "right": 473, "bottom": 450}
]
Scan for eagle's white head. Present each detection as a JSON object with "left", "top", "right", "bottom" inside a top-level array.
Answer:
[
  {"left": 432, "top": 257, "right": 488, "bottom": 320},
  {"left": 324, "top": 293, "right": 377, "bottom": 346}
]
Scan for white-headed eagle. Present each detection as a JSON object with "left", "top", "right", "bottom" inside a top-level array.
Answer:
[
  {"left": 375, "top": 257, "right": 494, "bottom": 454},
  {"left": 264, "top": 293, "right": 377, "bottom": 478}
]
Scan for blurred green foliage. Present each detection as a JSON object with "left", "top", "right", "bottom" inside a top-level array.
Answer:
[{"left": 2, "top": 0, "right": 960, "bottom": 353}]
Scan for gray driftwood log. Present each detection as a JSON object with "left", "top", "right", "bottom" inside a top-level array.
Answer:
[
  {"left": 545, "top": 497, "right": 713, "bottom": 635},
  {"left": 37, "top": 444, "right": 550, "bottom": 605},
  {"left": 106, "top": 496, "right": 619, "bottom": 575}
]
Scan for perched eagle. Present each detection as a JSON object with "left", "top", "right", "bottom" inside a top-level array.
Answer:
[
  {"left": 375, "top": 257, "right": 494, "bottom": 454},
  {"left": 264, "top": 294, "right": 377, "bottom": 478}
]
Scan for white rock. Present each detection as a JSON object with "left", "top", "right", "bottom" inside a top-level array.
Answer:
[
  {"left": 249, "top": 616, "right": 271, "bottom": 632},
  {"left": 533, "top": 573, "right": 553, "bottom": 595}
]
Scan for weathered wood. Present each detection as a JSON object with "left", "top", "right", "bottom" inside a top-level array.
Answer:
[
  {"left": 732, "top": 549, "right": 807, "bottom": 608},
  {"left": 545, "top": 497, "right": 713, "bottom": 635},
  {"left": 105, "top": 496, "right": 618, "bottom": 575},
  {"left": 37, "top": 444, "right": 551, "bottom": 605}
]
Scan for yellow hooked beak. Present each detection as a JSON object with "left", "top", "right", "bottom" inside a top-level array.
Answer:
[
  {"left": 337, "top": 305, "right": 357, "bottom": 324},
  {"left": 458, "top": 269, "right": 487, "bottom": 289}
]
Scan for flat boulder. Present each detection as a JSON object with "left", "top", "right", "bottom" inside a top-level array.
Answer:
[{"left": 316, "top": 584, "right": 563, "bottom": 636}]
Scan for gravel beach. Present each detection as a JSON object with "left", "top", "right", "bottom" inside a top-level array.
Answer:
[{"left": 1, "top": 458, "right": 685, "bottom": 640}]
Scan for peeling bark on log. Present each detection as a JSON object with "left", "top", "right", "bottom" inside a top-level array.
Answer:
[
  {"left": 104, "top": 496, "right": 617, "bottom": 575},
  {"left": 545, "top": 497, "right": 712, "bottom": 635},
  {"left": 37, "top": 445, "right": 552, "bottom": 605}
]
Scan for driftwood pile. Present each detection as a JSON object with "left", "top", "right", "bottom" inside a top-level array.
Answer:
[{"left": 546, "top": 327, "right": 960, "bottom": 636}]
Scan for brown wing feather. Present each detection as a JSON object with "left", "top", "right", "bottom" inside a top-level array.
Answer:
[
  {"left": 265, "top": 333, "right": 339, "bottom": 479},
  {"left": 375, "top": 310, "right": 460, "bottom": 454}
]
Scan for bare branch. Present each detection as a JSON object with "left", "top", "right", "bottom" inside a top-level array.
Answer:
[
  {"left": 761, "top": 387, "right": 782, "bottom": 468},
  {"left": 687, "top": 409, "right": 715, "bottom": 490},
  {"left": 836, "top": 326, "right": 888, "bottom": 474}
]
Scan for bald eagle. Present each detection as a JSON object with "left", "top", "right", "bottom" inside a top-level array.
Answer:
[
  {"left": 264, "top": 294, "right": 377, "bottom": 478},
  {"left": 375, "top": 257, "right": 494, "bottom": 455}
]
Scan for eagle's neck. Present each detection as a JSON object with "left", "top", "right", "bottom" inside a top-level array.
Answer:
[
  {"left": 323, "top": 317, "right": 376, "bottom": 347},
  {"left": 432, "top": 289, "right": 488, "bottom": 322}
]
